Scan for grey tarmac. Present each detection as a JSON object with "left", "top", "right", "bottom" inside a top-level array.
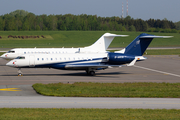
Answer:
[
  {"left": 0, "top": 55, "right": 180, "bottom": 109},
  {"left": 0, "top": 55, "right": 180, "bottom": 85},
  {"left": 1, "top": 96, "right": 180, "bottom": 109}
]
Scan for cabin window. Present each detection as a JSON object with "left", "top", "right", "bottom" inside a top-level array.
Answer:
[
  {"left": 46, "top": 58, "right": 48, "bottom": 60},
  {"left": 55, "top": 58, "right": 57, "bottom": 60},
  {"left": 24, "top": 52, "right": 26, "bottom": 54},
  {"left": 51, "top": 58, "right": 53, "bottom": 60},
  {"left": 42, "top": 58, "right": 44, "bottom": 60},
  {"left": 64, "top": 58, "right": 66, "bottom": 60},
  {"left": 37, "top": 58, "right": 39, "bottom": 60}
]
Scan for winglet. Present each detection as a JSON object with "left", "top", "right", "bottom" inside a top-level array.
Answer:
[{"left": 127, "top": 58, "right": 137, "bottom": 66}]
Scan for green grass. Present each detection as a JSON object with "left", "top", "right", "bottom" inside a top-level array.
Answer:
[
  {"left": 0, "top": 108, "right": 180, "bottom": 120},
  {"left": 144, "top": 49, "right": 180, "bottom": 55},
  {"left": 0, "top": 52, "right": 5, "bottom": 56},
  {"left": 32, "top": 82, "right": 180, "bottom": 98},
  {"left": 110, "top": 49, "right": 180, "bottom": 55},
  {"left": 0, "top": 31, "right": 180, "bottom": 48}
]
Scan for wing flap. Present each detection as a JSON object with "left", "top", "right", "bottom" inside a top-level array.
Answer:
[{"left": 65, "top": 59, "right": 137, "bottom": 69}]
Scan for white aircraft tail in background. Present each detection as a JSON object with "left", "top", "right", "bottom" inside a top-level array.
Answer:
[{"left": 81, "top": 33, "right": 128, "bottom": 53}]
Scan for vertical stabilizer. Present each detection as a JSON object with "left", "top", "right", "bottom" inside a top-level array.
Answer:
[
  {"left": 82, "top": 33, "right": 128, "bottom": 52},
  {"left": 123, "top": 33, "right": 173, "bottom": 56}
]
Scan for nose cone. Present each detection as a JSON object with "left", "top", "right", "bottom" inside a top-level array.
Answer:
[
  {"left": 0, "top": 53, "right": 6, "bottom": 58},
  {"left": 6, "top": 60, "right": 15, "bottom": 67}
]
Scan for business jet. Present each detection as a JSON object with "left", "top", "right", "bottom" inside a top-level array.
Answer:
[
  {"left": 6, "top": 33, "right": 172, "bottom": 76},
  {"left": 0, "top": 33, "right": 128, "bottom": 59}
]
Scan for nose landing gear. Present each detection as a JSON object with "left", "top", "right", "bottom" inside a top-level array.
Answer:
[{"left": 18, "top": 68, "right": 23, "bottom": 76}]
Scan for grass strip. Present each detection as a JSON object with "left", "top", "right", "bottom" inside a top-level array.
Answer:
[
  {"left": 145, "top": 49, "right": 180, "bottom": 55},
  {"left": 0, "top": 108, "right": 180, "bottom": 120},
  {"left": 0, "top": 52, "right": 5, "bottom": 56},
  {"left": 0, "top": 31, "right": 180, "bottom": 48},
  {"left": 32, "top": 82, "right": 180, "bottom": 98},
  {"left": 110, "top": 49, "right": 180, "bottom": 55}
]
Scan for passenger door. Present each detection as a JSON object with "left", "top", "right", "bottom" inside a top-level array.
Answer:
[{"left": 29, "top": 55, "right": 35, "bottom": 67}]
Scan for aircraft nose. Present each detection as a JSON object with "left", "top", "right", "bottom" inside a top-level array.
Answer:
[
  {"left": 6, "top": 60, "right": 15, "bottom": 67},
  {"left": 0, "top": 53, "right": 6, "bottom": 58}
]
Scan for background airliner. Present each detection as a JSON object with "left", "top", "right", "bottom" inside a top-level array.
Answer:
[
  {"left": 0, "top": 33, "right": 128, "bottom": 59},
  {"left": 6, "top": 33, "right": 172, "bottom": 76}
]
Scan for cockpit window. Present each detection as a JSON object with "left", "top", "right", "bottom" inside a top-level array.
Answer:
[
  {"left": 15, "top": 56, "right": 25, "bottom": 59},
  {"left": 7, "top": 51, "right": 15, "bottom": 53}
]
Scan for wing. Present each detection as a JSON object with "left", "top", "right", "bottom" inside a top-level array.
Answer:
[{"left": 65, "top": 58, "right": 137, "bottom": 70}]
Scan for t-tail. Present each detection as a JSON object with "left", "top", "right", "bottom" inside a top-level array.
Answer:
[
  {"left": 115, "top": 33, "right": 173, "bottom": 56},
  {"left": 80, "top": 33, "right": 128, "bottom": 53}
]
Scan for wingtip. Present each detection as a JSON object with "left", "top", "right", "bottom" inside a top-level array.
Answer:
[{"left": 127, "top": 58, "right": 137, "bottom": 66}]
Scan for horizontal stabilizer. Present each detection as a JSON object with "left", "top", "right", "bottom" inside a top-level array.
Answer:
[
  {"left": 104, "top": 34, "right": 129, "bottom": 37},
  {"left": 139, "top": 36, "right": 173, "bottom": 38}
]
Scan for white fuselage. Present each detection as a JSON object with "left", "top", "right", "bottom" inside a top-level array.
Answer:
[
  {"left": 6, "top": 53, "right": 108, "bottom": 69},
  {"left": 1, "top": 48, "right": 80, "bottom": 59}
]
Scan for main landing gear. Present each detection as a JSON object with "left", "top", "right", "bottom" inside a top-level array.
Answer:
[
  {"left": 86, "top": 69, "right": 96, "bottom": 76},
  {"left": 18, "top": 68, "right": 23, "bottom": 76}
]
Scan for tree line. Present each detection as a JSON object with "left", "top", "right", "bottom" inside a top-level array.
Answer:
[{"left": 0, "top": 10, "right": 179, "bottom": 33}]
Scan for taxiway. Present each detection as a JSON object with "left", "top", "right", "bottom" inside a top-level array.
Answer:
[{"left": 0, "top": 55, "right": 180, "bottom": 109}]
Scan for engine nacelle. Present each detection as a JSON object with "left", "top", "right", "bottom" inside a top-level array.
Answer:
[{"left": 107, "top": 53, "right": 135, "bottom": 64}]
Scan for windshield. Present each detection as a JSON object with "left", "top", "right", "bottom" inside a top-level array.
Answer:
[
  {"left": 7, "top": 51, "right": 15, "bottom": 53},
  {"left": 15, "top": 56, "right": 25, "bottom": 59}
]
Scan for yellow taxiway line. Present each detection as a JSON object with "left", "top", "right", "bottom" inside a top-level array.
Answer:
[{"left": 0, "top": 88, "right": 21, "bottom": 91}]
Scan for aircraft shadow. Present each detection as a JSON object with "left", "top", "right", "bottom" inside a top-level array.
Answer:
[{"left": 1, "top": 72, "right": 130, "bottom": 77}]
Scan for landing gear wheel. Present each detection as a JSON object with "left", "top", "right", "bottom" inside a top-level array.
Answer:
[
  {"left": 85, "top": 69, "right": 96, "bottom": 76},
  {"left": 18, "top": 73, "right": 23, "bottom": 76},
  {"left": 86, "top": 70, "right": 89, "bottom": 74},
  {"left": 89, "top": 71, "right": 95, "bottom": 76}
]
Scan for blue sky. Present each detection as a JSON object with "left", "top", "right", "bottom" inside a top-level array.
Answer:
[{"left": 0, "top": 0, "right": 179, "bottom": 22}]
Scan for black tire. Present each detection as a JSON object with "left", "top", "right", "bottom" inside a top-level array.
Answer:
[
  {"left": 18, "top": 73, "right": 23, "bottom": 76},
  {"left": 89, "top": 71, "right": 95, "bottom": 76}
]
